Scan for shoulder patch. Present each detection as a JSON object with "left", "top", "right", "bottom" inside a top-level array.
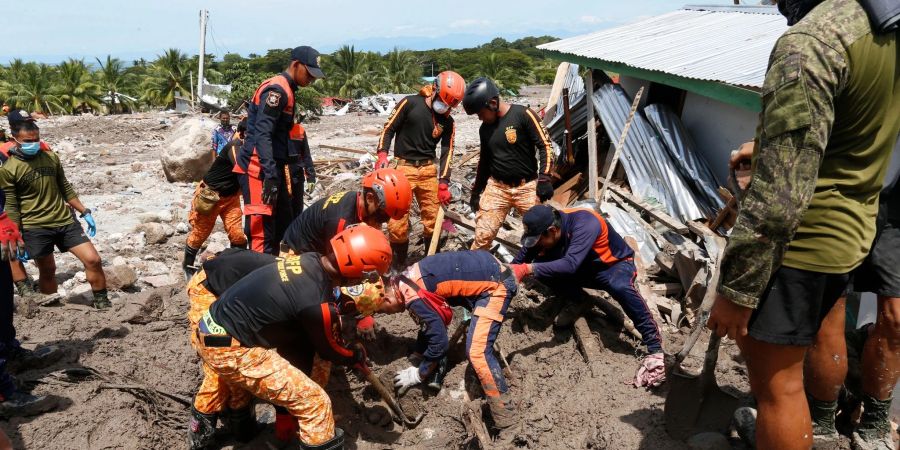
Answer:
[{"left": 265, "top": 91, "right": 282, "bottom": 108}]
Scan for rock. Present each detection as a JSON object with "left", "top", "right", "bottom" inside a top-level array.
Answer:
[
  {"left": 142, "top": 261, "right": 169, "bottom": 276},
  {"left": 175, "top": 222, "right": 189, "bottom": 234},
  {"left": 142, "top": 275, "right": 176, "bottom": 288},
  {"left": 137, "top": 212, "right": 163, "bottom": 223},
  {"left": 105, "top": 265, "right": 138, "bottom": 290},
  {"left": 160, "top": 117, "right": 216, "bottom": 182},
  {"left": 74, "top": 271, "right": 87, "bottom": 283},
  {"left": 686, "top": 432, "right": 730, "bottom": 450},
  {"left": 135, "top": 223, "right": 168, "bottom": 244},
  {"left": 122, "top": 286, "right": 172, "bottom": 324},
  {"left": 65, "top": 284, "right": 94, "bottom": 306},
  {"left": 54, "top": 141, "right": 76, "bottom": 155},
  {"left": 112, "top": 256, "right": 127, "bottom": 267},
  {"left": 161, "top": 223, "right": 176, "bottom": 237},
  {"left": 145, "top": 321, "right": 173, "bottom": 332},
  {"left": 131, "top": 162, "right": 143, "bottom": 172},
  {"left": 158, "top": 210, "right": 174, "bottom": 223}
]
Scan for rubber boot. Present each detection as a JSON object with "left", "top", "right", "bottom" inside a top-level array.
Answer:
[
  {"left": 808, "top": 394, "right": 840, "bottom": 445},
  {"left": 852, "top": 395, "right": 895, "bottom": 450},
  {"left": 0, "top": 391, "right": 58, "bottom": 417},
  {"left": 92, "top": 289, "right": 111, "bottom": 309},
  {"left": 390, "top": 242, "right": 408, "bottom": 273},
  {"left": 299, "top": 427, "right": 344, "bottom": 450},
  {"left": 487, "top": 395, "right": 519, "bottom": 431},
  {"left": 224, "top": 405, "right": 258, "bottom": 442},
  {"left": 426, "top": 356, "right": 448, "bottom": 392},
  {"left": 188, "top": 406, "right": 217, "bottom": 450},
  {"left": 183, "top": 245, "right": 200, "bottom": 281}
]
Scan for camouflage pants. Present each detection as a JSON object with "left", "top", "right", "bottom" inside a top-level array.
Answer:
[
  {"left": 186, "top": 185, "right": 246, "bottom": 249},
  {"left": 388, "top": 161, "right": 439, "bottom": 244},
  {"left": 187, "top": 270, "right": 252, "bottom": 414},
  {"left": 470, "top": 178, "right": 538, "bottom": 250}
]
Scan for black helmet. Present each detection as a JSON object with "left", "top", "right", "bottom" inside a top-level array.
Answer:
[{"left": 462, "top": 77, "right": 500, "bottom": 115}]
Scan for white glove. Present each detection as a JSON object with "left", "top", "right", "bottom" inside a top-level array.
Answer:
[
  {"left": 632, "top": 352, "right": 666, "bottom": 388},
  {"left": 393, "top": 366, "right": 421, "bottom": 390}
]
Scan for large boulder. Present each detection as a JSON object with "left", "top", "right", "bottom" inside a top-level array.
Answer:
[{"left": 160, "top": 117, "right": 217, "bottom": 182}]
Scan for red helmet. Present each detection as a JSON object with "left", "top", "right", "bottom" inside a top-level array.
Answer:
[
  {"left": 329, "top": 224, "right": 392, "bottom": 278},
  {"left": 362, "top": 168, "right": 412, "bottom": 220},
  {"left": 435, "top": 71, "right": 466, "bottom": 109}
]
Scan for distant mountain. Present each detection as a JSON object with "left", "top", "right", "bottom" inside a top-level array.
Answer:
[{"left": 320, "top": 30, "right": 591, "bottom": 53}]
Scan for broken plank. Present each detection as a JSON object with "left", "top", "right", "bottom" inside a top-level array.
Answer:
[
  {"left": 458, "top": 149, "right": 481, "bottom": 166},
  {"left": 319, "top": 144, "right": 372, "bottom": 155},
  {"left": 445, "top": 210, "right": 521, "bottom": 250},
  {"left": 551, "top": 173, "right": 584, "bottom": 206},
  {"left": 599, "top": 176, "right": 689, "bottom": 234},
  {"left": 573, "top": 317, "right": 604, "bottom": 377},
  {"left": 650, "top": 283, "right": 683, "bottom": 297}
]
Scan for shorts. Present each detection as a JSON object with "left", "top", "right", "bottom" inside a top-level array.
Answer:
[
  {"left": 851, "top": 200, "right": 900, "bottom": 297},
  {"left": 748, "top": 266, "right": 849, "bottom": 346},
  {"left": 22, "top": 222, "right": 90, "bottom": 258}
]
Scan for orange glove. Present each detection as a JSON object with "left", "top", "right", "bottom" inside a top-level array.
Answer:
[
  {"left": 437, "top": 182, "right": 451, "bottom": 206},
  {"left": 356, "top": 316, "right": 376, "bottom": 341},
  {"left": 510, "top": 264, "right": 532, "bottom": 282}
]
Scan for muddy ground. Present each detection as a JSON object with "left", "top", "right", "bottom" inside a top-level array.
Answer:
[{"left": 0, "top": 87, "right": 891, "bottom": 449}]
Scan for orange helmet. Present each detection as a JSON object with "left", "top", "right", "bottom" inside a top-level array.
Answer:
[
  {"left": 339, "top": 278, "right": 386, "bottom": 317},
  {"left": 362, "top": 168, "right": 412, "bottom": 220},
  {"left": 434, "top": 71, "right": 466, "bottom": 109},
  {"left": 329, "top": 224, "right": 392, "bottom": 278}
]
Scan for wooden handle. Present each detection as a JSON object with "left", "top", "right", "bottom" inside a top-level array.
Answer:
[{"left": 428, "top": 207, "right": 445, "bottom": 256}]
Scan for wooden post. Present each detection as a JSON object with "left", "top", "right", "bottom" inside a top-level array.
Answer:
[
  {"left": 585, "top": 69, "right": 598, "bottom": 201},
  {"left": 598, "top": 87, "right": 643, "bottom": 205},
  {"left": 562, "top": 88, "right": 575, "bottom": 165}
]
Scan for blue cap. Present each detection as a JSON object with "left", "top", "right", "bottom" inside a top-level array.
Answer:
[
  {"left": 291, "top": 46, "right": 325, "bottom": 79},
  {"left": 7, "top": 109, "right": 34, "bottom": 125},
  {"left": 521, "top": 205, "right": 556, "bottom": 248}
]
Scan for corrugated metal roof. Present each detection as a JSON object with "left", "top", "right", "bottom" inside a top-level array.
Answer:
[{"left": 537, "top": 6, "right": 788, "bottom": 89}]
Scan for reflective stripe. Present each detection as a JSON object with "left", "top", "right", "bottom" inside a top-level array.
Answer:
[{"left": 473, "top": 305, "right": 503, "bottom": 322}]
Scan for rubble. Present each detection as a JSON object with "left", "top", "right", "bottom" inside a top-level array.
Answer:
[{"left": 159, "top": 116, "right": 216, "bottom": 182}]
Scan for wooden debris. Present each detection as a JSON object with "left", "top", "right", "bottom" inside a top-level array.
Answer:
[
  {"left": 650, "top": 283, "right": 683, "bottom": 297},
  {"left": 457, "top": 148, "right": 481, "bottom": 166},
  {"left": 551, "top": 173, "right": 584, "bottom": 206},
  {"left": 585, "top": 288, "right": 642, "bottom": 340},
  {"left": 598, "top": 87, "right": 643, "bottom": 205},
  {"left": 445, "top": 210, "right": 521, "bottom": 251},
  {"left": 573, "top": 317, "right": 604, "bottom": 377},
  {"left": 599, "top": 176, "right": 689, "bottom": 234},
  {"left": 462, "top": 400, "right": 491, "bottom": 449},
  {"left": 99, "top": 383, "right": 192, "bottom": 406},
  {"left": 318, "top": 144, "right": 372, "bottom": 155}
]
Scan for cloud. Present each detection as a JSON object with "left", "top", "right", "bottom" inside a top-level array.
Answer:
[
  {"left": 449, "top": 18, "right": 491, "bottom": 29},
  {"left": 579, "top": 15, "right": 611, "bottom": 24}
]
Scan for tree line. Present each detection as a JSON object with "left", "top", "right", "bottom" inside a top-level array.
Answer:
[{"left": 0, "top": 36, "right": 559, "bottom": 116}]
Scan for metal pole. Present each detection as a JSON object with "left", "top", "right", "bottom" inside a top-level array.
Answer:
[
  {"left": 196, "top": 10, "right": 208, "bottom": 107},
  {"left": 585, "top": 70, "right": 598, "bottom": 200}
]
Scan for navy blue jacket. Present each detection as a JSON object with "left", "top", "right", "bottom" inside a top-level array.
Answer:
[{"left": 237, "top": 72, "right": 297, "bottom": 181}]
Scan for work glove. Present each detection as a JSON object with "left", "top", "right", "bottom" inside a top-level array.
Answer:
[
  {"left": 82, "top": 212, "right": 97, "bottom": 237},
  {"left": 375, "top": 151, "right": 390, "bottom": 170},
  {"left": 274, "top": 410, "right": 297, "bottom": 442},
  {"left": 0, "top": 212, "right": 24, "bottom": 262},
  {"left": 469, "top": 192, "right": 482, "bottom": 214},
  {"left": 261, "top": 178, "right": 279, "bottom": 205},
  {"left": 394, "top": 366, "right": 421, "bottom": 391},
  {"left": 305, "top": 181, "right": 316, "bottom": 196},
  {"left": 510, "top": 264, "right": 532, "bottom": 282},
  {"left": 356, "top": 316, "right": 376, "bottom": 342},
  {"left": 437, "top": 182, "right": 451, "bottom": 206},
  {"left": 632, "top": 352, "right": 666, "bottom": 389},
  {"left": 537, "top": 176, "right": 554, "bottom": 202}
]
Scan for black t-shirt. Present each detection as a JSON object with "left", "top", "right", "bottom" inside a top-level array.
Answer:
[
  {"left": 282, "top": 191, "right": 361, "bottom": 254},
  {"left": 201, "top": 248, "right": 278, "bottom": 296},
  {"left": 376, "top": 94, "right": 455, "bottom": 181},
  {"left": 209, "top": 253, "right": 356, "bottom": 364},
  {"left": 474, "top": 104, "right": 553, "bottom": 190},
  {"left": 203, "top": 139, "right": 241, "bottom": 196}
]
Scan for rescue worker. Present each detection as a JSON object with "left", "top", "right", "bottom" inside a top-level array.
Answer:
[
  {"left": 374, "top": 71, "right": 465, "bottom": 269},
  {"left": 511, "top": 205, "right": 665, "bottom": 387},
  {"left": 234, "top": 46, "right": 324, "bottom": 255},
  {"left": 187, "top": 247, "right": 277, "bottom": 449},
  {"left": 190, "top": 225, "right": 391, "bottom": 450},
  {"left": 287, "top": 119, "right": 316, "bottom": 219},
  {"left": 379, "top": 250, "right": 520, "bottom": 432},
  {"left": 182, "top": 118, "right": 248, "bottom": 280},
  {"left": 210, "top": 111, "right": 235, "bottom": 156},
  {"left": 280, "top": 168, "right": 412, "bottom": 256},
  {"left": 0, "top": 116, "right": 109, "bottom": 309},
  {"left": 462, "top": 77, "right": 555, "bottom": 251},
  {"left": 705, "top": 0, "right": 900, "bottom": 449}
]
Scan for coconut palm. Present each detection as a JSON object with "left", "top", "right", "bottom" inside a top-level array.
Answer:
[
  {"left": 476, "top": 53, "right": 523, "bottom": 93},
  {"left": 4, "top": 62, "right": 64, "bottom": 114},
  {"left": 54, "top": 58, "right": 102, "bottom": 114},
  {"left": 95, "top": 55, "right": 137, "bottom": 113},
  {"left": 377, "top": 48, "right": 422, "bottom": 94},
  {"left": 141, "top": 48, "right": 192, "bottom": 108},
  {"left": 322, "top": 45, "right": 376, "bottom": 98}
]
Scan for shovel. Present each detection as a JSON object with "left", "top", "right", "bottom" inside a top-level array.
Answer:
[
  {"left": 355, "top": 364, "right": 425, "bottom": 428},
  {"left": 664, "top": 237, "right": 738, "bottom": 440}
]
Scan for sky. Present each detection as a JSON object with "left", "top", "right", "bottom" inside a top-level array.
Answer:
[{"left": 7, "top": 0, "right": 743, "bottom": 63}]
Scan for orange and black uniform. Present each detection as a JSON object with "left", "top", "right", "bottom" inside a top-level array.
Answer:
[
  {"left": 281, "top": 191, "right": 368, "bottom": 255},
  {"left": 234, "top": 72, "right": 297, "bottom": 255},
  {"left": 397, "top": 250, "right": 516, "bottom": 399},
  {"left": 512, "top": 208, "right": 662, "bottom": 353},
  {"left": 473, "top": 104, "right": 552, "bottom": 192},
  {"left": 287, "top": 123, "right": 315, "bottom": 219},
  {"left": 187, "top": 139, "right": 246, "bottom": 249},
  {"left": 378, "top": 94, "right": 454, "bottom": 245}
]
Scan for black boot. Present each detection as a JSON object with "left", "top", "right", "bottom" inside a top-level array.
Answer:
[
  {"left": 390, "top": 242, "right": 408, "bottom": 273},
  {"left": 188, "top": 406, "right": 217, "bottom": 450},
  {"left": 0, "top": 391, "right": 58, "bottom": 417},
  {"left": 299, "top": 427, "right": 344, "bottom": 450},
  {"left": 427, "top": 356, "right": 448, "bottom": 392},
  {"left": 182, "top": 245, "right": 200, "bottom": 281},
  {"left": 92, "top": 289, "right": 111, "bottom": 309},
  {"left": 224, "top": 405, "right": 258, "bottom": 442}
]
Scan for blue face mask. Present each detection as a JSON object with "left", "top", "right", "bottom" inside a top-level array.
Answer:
[{"left": 17, "top": 141, "right": 40, "bottom": 156}]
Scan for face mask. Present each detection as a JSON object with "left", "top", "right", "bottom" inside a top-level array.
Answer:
[
  {"left": 432, "top": 98, "right": 450, "bottom": 115},
  {"left": 16, "top": 140, "right": 40, "bottom": 156}
]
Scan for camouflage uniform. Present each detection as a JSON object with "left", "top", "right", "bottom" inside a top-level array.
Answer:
[{"left": 718, "top": 0, "right": 900, "bottom": 309}]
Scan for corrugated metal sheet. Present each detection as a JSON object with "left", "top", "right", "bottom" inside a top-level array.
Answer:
[{"left": 537, "top": 6, "right": 788, "bottom": 89}]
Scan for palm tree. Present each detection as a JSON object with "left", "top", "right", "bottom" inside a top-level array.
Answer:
[
  {"left": 322, "top": 45, "right": 376, "bottom": 98},
  {"left": 377, "top": 48, "right": 422, "bottom": 94},
  {"left": 5, "top": 63, "right": 64, "bottom": 114},
  {"left": 54, "top": 58, "right": 102, "bottom": 114},
  {"left": 141, "top": 48, "right": 192, "bottom": 108},
  {"left": 95, "top": 55, "right": 136, "bottom": 113},
  {"left": 476, "top": 53, "right": 523, "bottom": 93}
]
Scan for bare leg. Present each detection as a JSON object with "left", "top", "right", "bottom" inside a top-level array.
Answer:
[
  {"left": 9, "top": 261, "right": 28, "bottom": 284},
  {"left": 33, "top": 255, "right": 57, "bottom": 295},
  {"left": 861, "top": 296, "right": 900, "bottom": 400},
  {"left": 738, "top": 335, "right": 811, "bottom": 450},
  {"left": 805, "top": 297, "right": 848, "bottom": 402},
  {"left": 68, "top": 242, "right": 106, "bottom": 291}
]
